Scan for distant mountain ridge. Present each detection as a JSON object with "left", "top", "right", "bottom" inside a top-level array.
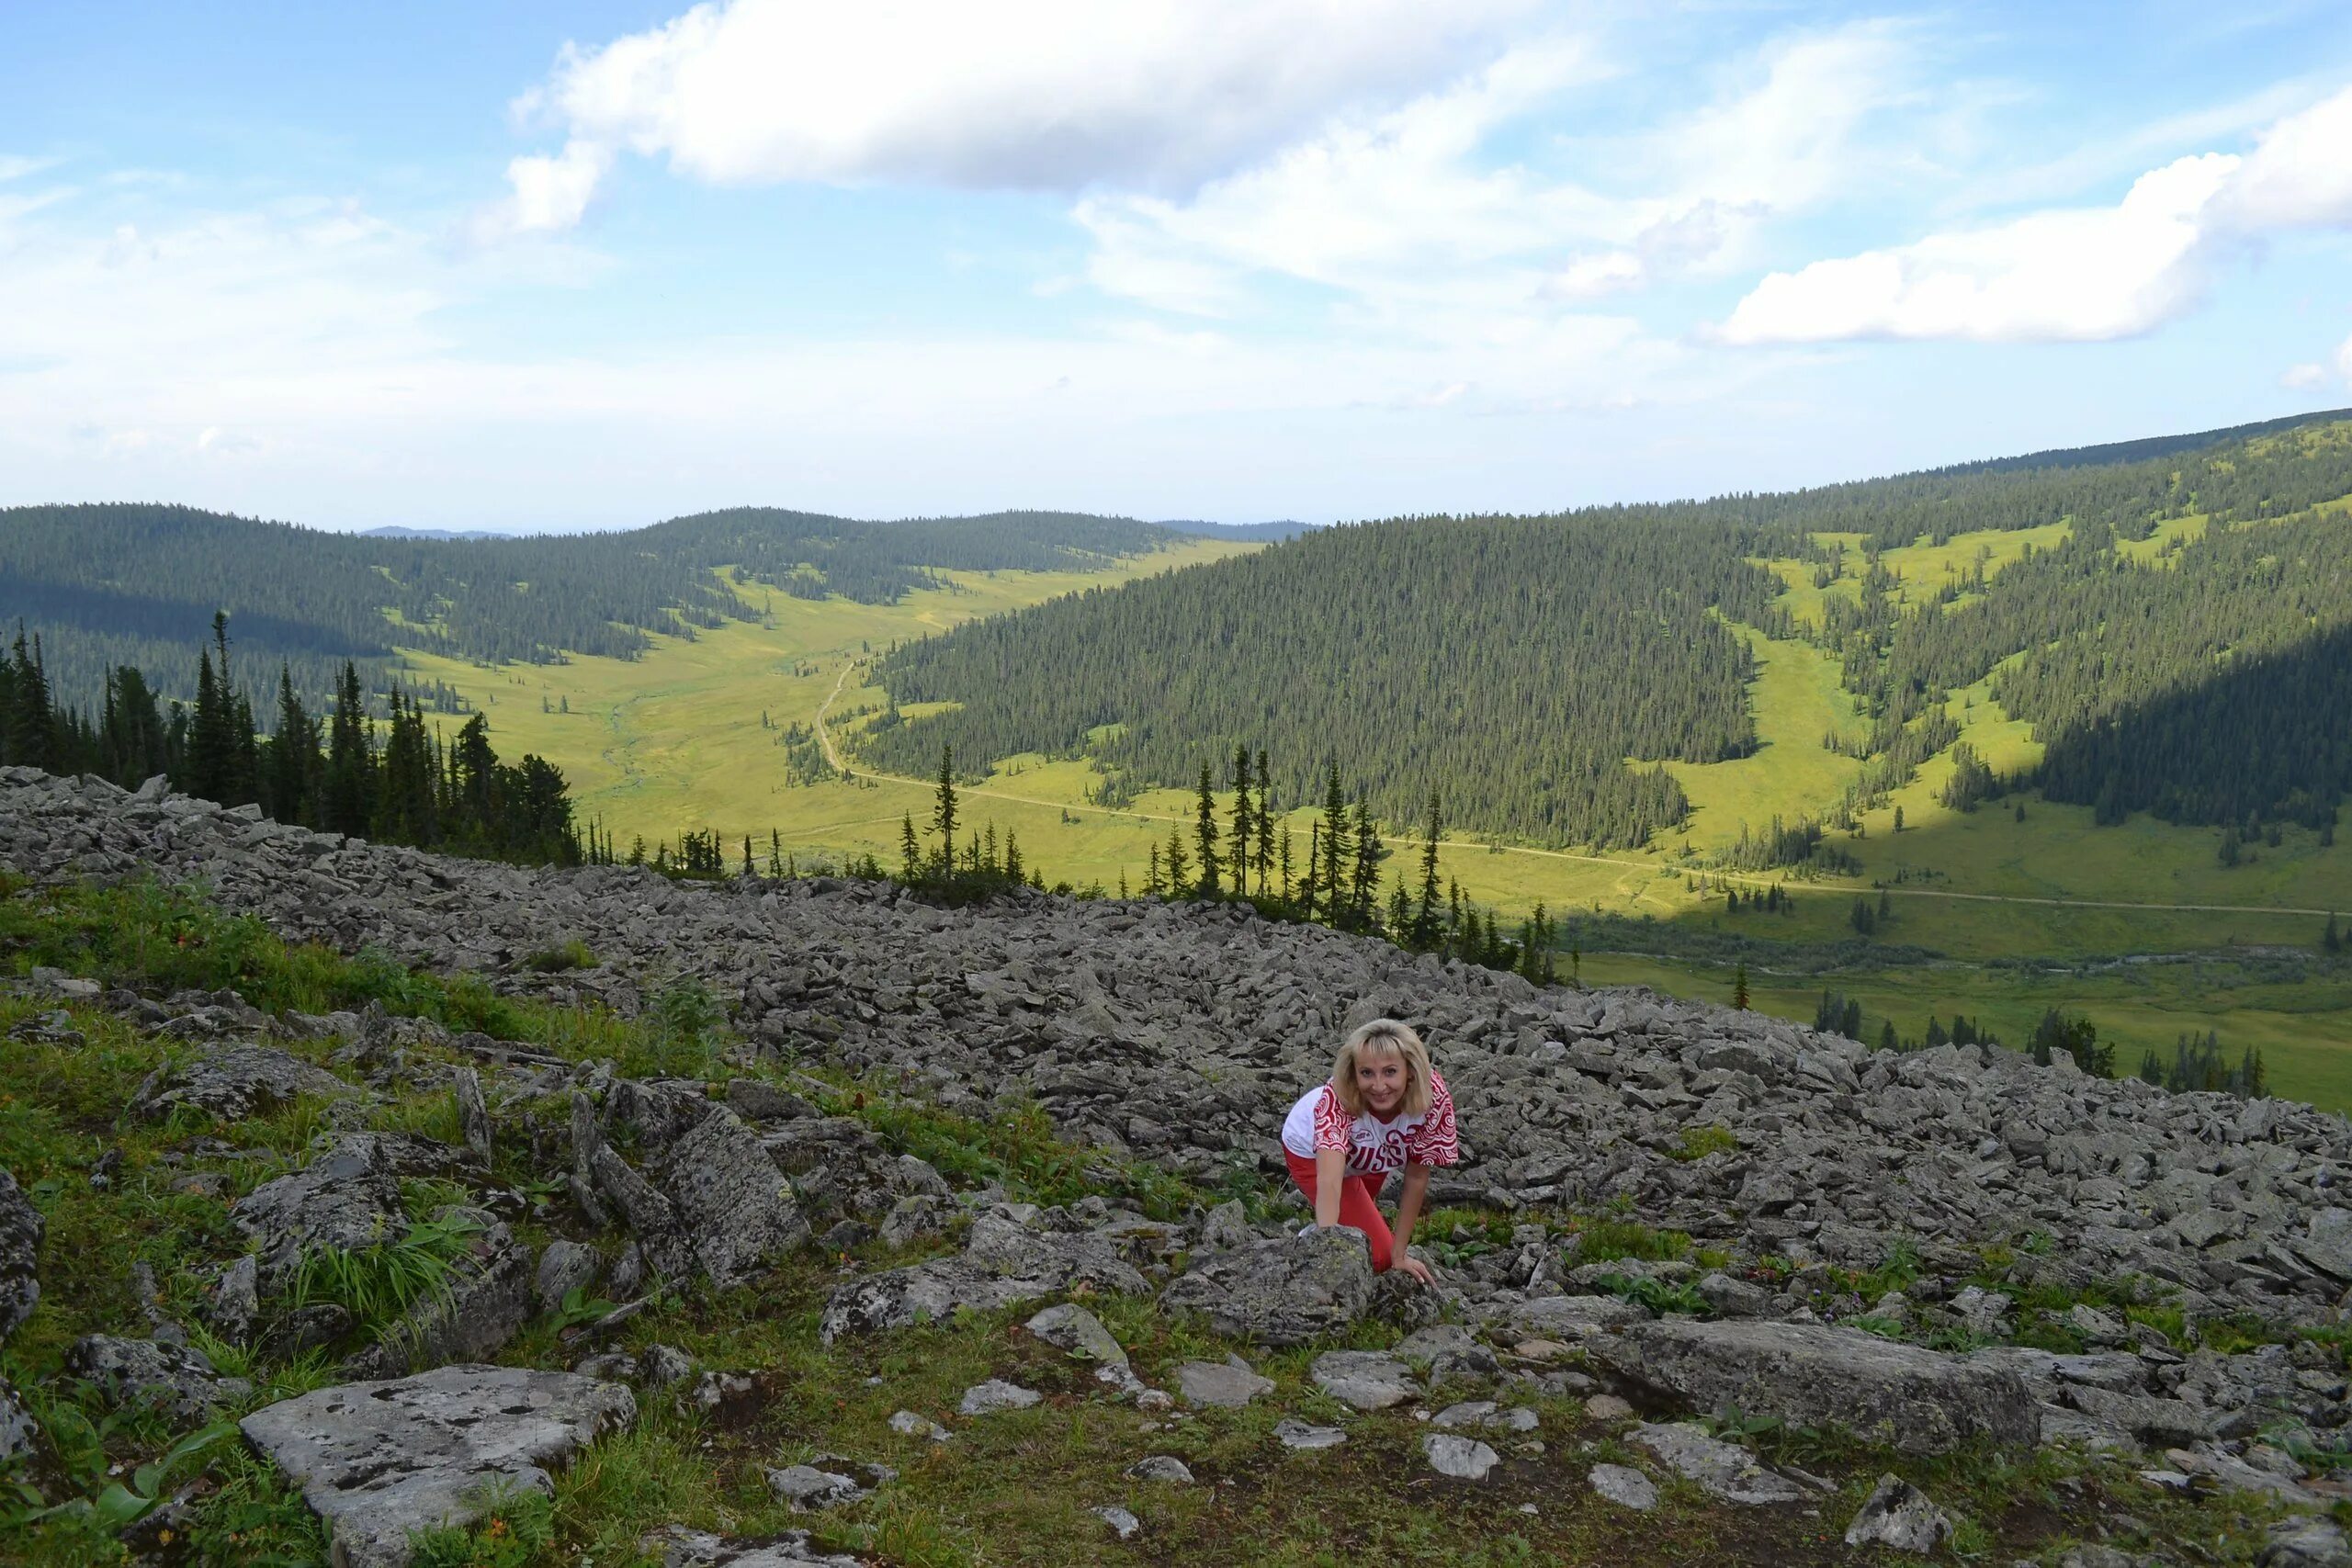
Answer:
[
  {"left": 1156, "top": 519, "right": 1318, "bottom": 541},
  {"left": 358, "top": 525, "right": 514, "bottom": 541}
]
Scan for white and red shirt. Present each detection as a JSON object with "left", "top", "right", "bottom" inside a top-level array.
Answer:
[{"left": 1280, "top": 1071, "right": 1459, "bottom": 1176}]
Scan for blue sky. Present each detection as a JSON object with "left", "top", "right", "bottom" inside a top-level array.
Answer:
[{"left": 4, "top": 1, "right": 2350, "bottom": 533}]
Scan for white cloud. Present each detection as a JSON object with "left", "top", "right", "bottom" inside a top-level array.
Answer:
[
  {"left": 1720, "top": 153, "right": 2237, "bottom": 345},
  {"left": 478, "top": 140, "right": 613, "bottom": 240},
  {"left": 2280, "top": 362, "right": 2326, "bottom": 390},
  {"left": 1721, "top": 83, "right": 2352, "bottom": 347},
  {"left": 2218, "top": 84, "right": 2352, "bottom": 229},
  {"left": 495, "top": 0, "right": 1530, "bottom": 232}
]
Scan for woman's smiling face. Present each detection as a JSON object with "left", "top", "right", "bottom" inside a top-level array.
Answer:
[{"left": 1354, "top": 1050, "right": 1408, "bottom": 1117}]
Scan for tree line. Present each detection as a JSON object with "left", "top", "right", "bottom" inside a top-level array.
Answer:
[
  {"left": 0, "top": 503, "right": 1176, "bottom": 716},
  {"left": 0, "top": 615, "right": 583, "bottom": 866}
]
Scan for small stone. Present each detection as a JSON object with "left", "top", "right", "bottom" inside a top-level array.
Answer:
[
  {"left": 888, "top": 1410, "right": 951, "bottom": 1442},
  {"left": 1422, "top": 1432, "right": 1501, "bottom": 1481},
  {"left": 1175, "top": 1359, "right": 1272, "bottom": 1409},
  {"left": 1026, "top": 1303, "right": 1129, "bottom": 1368},
  {"left": 1588, "top": 1462, "right": 1658, "bottom": 1512},
  {"left": 767, "top": 1464, "right": 863, "bottom": 1511},
  {"left": 1128, "top": 1455, "right": 1194, "bottom": 1483},
  {"left": 1093, "top": 1506, "right": 1141, "bottom": 1540},
  {"left": 958, "top": 1379, "right": 1042, "bottom": 1416},
  {"left": 1310, "top": 1350, "right": 1417, "bottom": 1411},
  {"left": 1274, "top": 1418, "right": 1348, "bottom": 1450},
  {"left": 1584, "top": 1393, "right": 1634, "bottom": 1421},
  {"left": 1842, "top": 1473, "right": 1951, "bottom": 1552}
]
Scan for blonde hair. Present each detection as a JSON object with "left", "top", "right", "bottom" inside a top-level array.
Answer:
[{"left": 1331, "top": 1018, "right": 1432, "bottom": 1118}]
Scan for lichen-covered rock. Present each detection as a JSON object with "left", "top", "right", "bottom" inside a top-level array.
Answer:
[
  {"left": 240, "top": 1364, "right": 636, "bottom": 1568},
  {"left": 231, "top": 1135, "right": 407, "bottom": 1276},
  {"left": 1591, "top": 1321, "right": 2037, "bottom": 1455},
  {"left": 128, "top": 1044, "right": 350, "bottom": 1122},
  {"left": 66, "top": 1335, "right": 249, "bottom": 1424},
  {"left": 820, "top": 1213, "right": 1148, "bottom": 1341},
  {"left": 1159, "top": 1227, "right": 1375, "bottom": 1347},
  {"left": 340, "top": 1213, "right": 535, "bottom": 1380},
  {"left": 0, "top": 1168, "right": 40, "bottom": 1345},
  {"left": 1844, "top": 1473, "right": 1952, "bottom": 1551},
  {"left": 1628, "top": 1422, "right": 1805, "bottom": 1506}
]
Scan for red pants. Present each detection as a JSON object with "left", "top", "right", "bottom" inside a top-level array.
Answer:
[{"left": 1284, "top": 1149, "right": 1395, "bottom": 1272}]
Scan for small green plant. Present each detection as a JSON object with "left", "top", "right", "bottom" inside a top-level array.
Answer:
[
  {"left": 287, "top": 1208, "right": 485, "bottom": 1339},
  {"left": 548, "top": 1285, "right": 619, "bottom": 1332},
  {"left": 1594, "top": 1270, "right": 1709, "bottom": 1316},
  {"left": 1668, "top": 1124, "right": 1738, "bottom": 1162},
  {"left": 408, "top": 1482, "right": 554, "bottom": 1568},
  {"left": 641, "top": 975, "right": 723, "bottom": 1077},
  {"left": 519, "top": 938, "right": 595, "bottom": 973},
  {"left": 1570, "top": 1213, "right": 1692, "bottom": 1263},
  {"left": 10, "top": 1409, "right": 238, "bottom": 1534}
]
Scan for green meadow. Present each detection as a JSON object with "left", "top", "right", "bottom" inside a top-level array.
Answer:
[{"left": 396, "top": 523, "right": 2352, "bottom": 1106}]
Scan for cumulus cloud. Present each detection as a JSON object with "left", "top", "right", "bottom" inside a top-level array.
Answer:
[
  {"left": 1721, "top": 84, "right": 2352, "bottom": 346},
  {"left": 1719, "top": 153, "right": 2237, "bottom": 345},
  {"left": 492, "top": 0, "right": 1530, "bottom": 232},
  {"left": 2280, "top": 362, "right": 2327, "bottom": 390},
  {"left": 477, "top": 140, "right": 613, "bottom": 240}
]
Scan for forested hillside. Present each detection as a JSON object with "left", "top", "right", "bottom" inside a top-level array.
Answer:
[
  {"left": 859, "top": 411, "right": 2352, "bottom": 850},
  {"left": 863, "top": 514, "right": 1781, "bottom": 848},
  {"left": 0, "top": 503, "right": 1175, "bottom": 709}
]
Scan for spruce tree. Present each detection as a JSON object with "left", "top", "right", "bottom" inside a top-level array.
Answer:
[
  {"left": 1732, "top": 963, "right": 1749, "bottom": 1010},
  {"left": 1164, "top": 824, "right": 1191, "bottom": 896},
  {"left": 1253, "top": 747, "right": 1274, "bottom": 895},
  {"left": 1193, "top": 761, "right": 1221, "bottom": 896},
  {"left": 932, "top": 745, "right": 959, "bottom": 874},
  {"left": 1277, "top": 828, "right": 1295, "bottom": 905},
  {"left": 1318, "top": 761, "right": 1350, "bottom": 920},
  {"left": 1227, "top": 745, "right": 1253, "bottom": 895},
  {"left": 2325, "top": 913, "right": 2342, "bottom": 955},
  {"left": 1411, "top": 787, "right": 1444, "bottom": 949},
  {"left": 323, "top": 662, "right": 374, "bottom": 839},
  {"left": 1351, "top": 797, "right": 1381, "bottom": 930},
  {"left": 899, "top": 815, "right": 921, "bottom": 882},
  {"left": 266, "top": 663, "right": 316, "bottom": 826}
]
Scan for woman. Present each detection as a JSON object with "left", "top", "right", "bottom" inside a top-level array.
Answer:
[{"left": 1278, "top": 1018, "right": 1458, "bottom": 1284}]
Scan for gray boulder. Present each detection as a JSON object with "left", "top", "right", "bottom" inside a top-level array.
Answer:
[
  {"left": 536, "top": 1239, "right": 604, "bottom": 1314},
  {"left": 232, "top": 1135, "right": 407, "bottom": 1275},
  {"left": 958, "top": 1379, "right": 1041, "bottom": 1415},
  {"left": 1588, "top": 1462, "right": 1657, "bottom": 1511},
  {"left": 66, "top": 1335, "right": 249, "bottom": 1424},
  {"left": 240, "top": 1364, "right": 636, "bottom": 1568},
  {"left": 1176, "top": 1358, "right": 1273, "bottom": 1409},
  {"left": 820, "top": 1213, "right": 1148, "bottom": 1341},
  {"left": 1274, "top": 1418, "right": 1346, "bottom": 1450},
  {"left": 1159, "top": 1227, "right": 1375, "bottom": 1347},
  {"left": 1844, "top": 1473, "right": 1952, "bottom": 1551},
  {"left": 1422, "top": 1433, "right": 1500, "bottom": 1480},
  {"left": 0, "top": 1168, "right": 40, "bottom": 1344},
  {"left": 0, "top": 1378, "right": 35, "bottom": 1463},
  {"left": 1589, "top": 1320, "right": 2036, "bottom": 1455},
  {"left": 128, "top": 1045, "right": 349, "bottom": 1122}
]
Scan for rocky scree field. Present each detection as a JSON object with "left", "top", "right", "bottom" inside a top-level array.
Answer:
[{"left": 3, "top": 764, "right": 2352, "bottom": 1566}]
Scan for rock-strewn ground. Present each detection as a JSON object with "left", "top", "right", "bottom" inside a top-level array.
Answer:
[
  {"left": 7, "top": 766, "right": 2350, "bottom": 1325},
  {"left": 6, "top": 764, "right": 2352, "bottom": 1567}
]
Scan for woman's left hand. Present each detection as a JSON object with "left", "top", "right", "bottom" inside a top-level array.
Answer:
[{"left": 1392, "top": 1254, "right": 1438, "bottom": 1287}]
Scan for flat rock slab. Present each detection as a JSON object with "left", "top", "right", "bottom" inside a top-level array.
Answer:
[
  {"left": 643, "top": 1526, "right": 860, "bottom": 1568},
  {"left": 1506, "top": 1294, "right": 1646, "bottom": 1341},
  {"left": 1629, "top": 1422, "right": 1804, "bottom": 1506},
  {"left": 1274, "top": 1418, "right": 1347, "bottom": 1450},
  {"left": 821, "top": 1214, "right": 1148, "bottom": 1342},
  {"left": 1422, "top": 1432, "right": 1501, "bottom": 1481},
  {"left": 1026, "top": 1303, "right": 1129, "bottom": 1367},
  {"left": 1590, "top": 1320, "right": 2036, "bottom": 1455},
  {"left": 888, "top": 1410, "right": 951, "bottom": 1442},
  {"left": 958, "top": 1379, "right": 1042, "bottom": 1416},
  {"left": 1589, "top": 1462, "right": 1658, "bottom": 1512},
  {"left": 1176, "top": 1359, "right": 1273, "bottom": 1409},
  {"left": 1311, "top": 1350, "right": 1418, "bottom": 1411},
  {"left": 241, "top": 1364, "right": 636, "bottom": 1568},
  {"left": 1433, "top": 1400, "right": 1538, "bottom": 1433}
]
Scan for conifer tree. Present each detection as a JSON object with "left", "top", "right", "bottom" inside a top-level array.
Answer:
[
  {"left": 1351, "top": 797, "right": 1381, "bottom": 929},
  {"left": 1228, "top": 745, "right": 1253, "bottom": 894},
  {"left": 323, "top": 661, "right": 374, "bottom": 839},
  {"left": 1193, "top": 761, "right": 1221, "bottom": 896},
  {"left": 1164, "top": 824, "right": 1191, "bottom": 897},
  {"left": 1318, "top": 761, "right": 1350, "bottom": 919},
  {"left": 1253, "top": 747, "right": 1274, "bottom": 895},
  {"left": 266, "top": 663, "right": 317, "bottom": 826},
  {"left": 1411, "top": 787, "right": 1444, "bottom": 949},
  {"left": 1277, "top": 826, "right": 1295, "bottom": 905},
  {"left": 931, "top": 745, "right": 959, "bottom": 874},
  {"left": 2324, "top": 912, "right": 2342, "bottom": 955},
  {"left": 1732, "top": 963, "right": 1750, "bottom": 1010},
  {"left": 1147, "top": 841, "right": 1163, "bottom": 897}
]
